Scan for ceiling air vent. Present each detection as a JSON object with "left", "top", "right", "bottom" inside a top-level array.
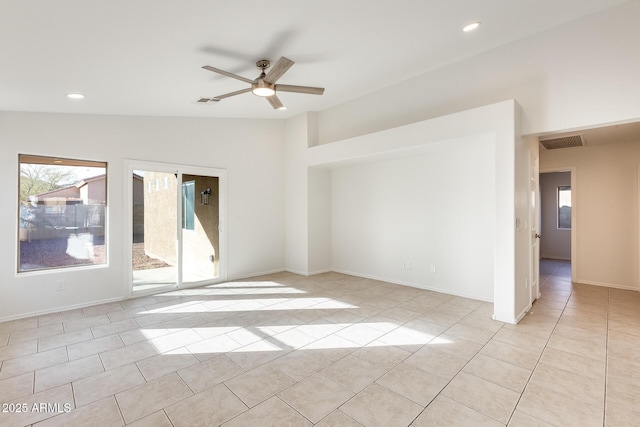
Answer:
[
  {"left": 539, "top": 134, "right": 585, "bottom": 150},
  {"left": 196, "top": 98, "right": 219, "bottom": 103}
]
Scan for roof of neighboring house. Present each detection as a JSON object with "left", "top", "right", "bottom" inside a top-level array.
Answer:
[
  {"left": 75, "top": 174, "right": 106, "bottom": 188},
  {"left": 34, "top": 174, "right": 105, "bottom": 199},
  {"left": 33, "top": 184, "right": 80, "bottom": 198}
]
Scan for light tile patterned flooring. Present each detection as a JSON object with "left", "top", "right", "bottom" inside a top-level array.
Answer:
[{"left": 0, "top": 260, "right": 639, "bottom": 426}]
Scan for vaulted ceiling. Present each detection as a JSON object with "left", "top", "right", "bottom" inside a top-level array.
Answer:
[{"left": 0, "top": 0, "right": 627, "bottom": 119}]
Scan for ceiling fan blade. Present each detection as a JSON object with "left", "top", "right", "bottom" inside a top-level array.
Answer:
[
  {"left": 202, "top": 65, "right": 254, "bottom": 84},
  {"left": 266, "top": 95, "right": 286, "bottom": 110},
  {"left": 212, "top": 87, "right": 252, "bottom": 101},
  {"left": 264, "top": 57, "right": 294, "bottom": 84},
  {"left": 276, "top": 84, "right": 325, "bottom": 95}
]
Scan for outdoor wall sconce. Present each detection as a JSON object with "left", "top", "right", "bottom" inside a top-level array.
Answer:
[{"left": 201, "top": 188, "right": 211, "bottom": 205}]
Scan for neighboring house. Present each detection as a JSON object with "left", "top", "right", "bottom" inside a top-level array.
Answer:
[
  {"left": 77, "top": 174, "right": 107, "bottom": 205},
  {"left": 30, "top": 174, "right": 106, "bottom": 207},
  {"left": 31, "top": 185, "right": 81, "bottom": 204},
  {"left": 21, "top": 174, "right": 144, "bottom": 241}
]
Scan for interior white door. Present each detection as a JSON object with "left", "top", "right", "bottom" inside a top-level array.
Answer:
[{"left": 530, "top": 154, "right": 541, "bottom": 302}]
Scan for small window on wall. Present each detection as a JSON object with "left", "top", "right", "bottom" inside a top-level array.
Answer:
[
  {"left": 18, "top": 154, "right": 107, "bottom": 272},
  {"left": 558, "top": 186, "right": 571, "bottom": 229},
  {"left": 182, "top": 181, "right": 195, "bottom": 230}
]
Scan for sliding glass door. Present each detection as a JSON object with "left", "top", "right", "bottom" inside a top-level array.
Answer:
[
  {"left": 180, "top": 174, "right": 220, "bottom": 285},
  {"left": 131, "top": 168, "right": 178, "bottom": 292},
  {"left": 126, "top": 161, "right": 225, "bottom": 294}
]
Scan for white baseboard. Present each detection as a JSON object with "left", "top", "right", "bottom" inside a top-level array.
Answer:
[
  {"left": 307, "top": 268, "right": 332, "bottom": 276},
  {"left": 282, "top": 268, "right": 332, "bottom": 276},
  {"left": 284, "top": 268, "right": 309, "bottom": 276},
  {"left": 0, "top": 296, "right": 124, "bottom": 323},
  {"left": 517, "top": 304, "right": 532, "bottom": 322},
  {"left": 229, "top": 268, "right": 287, "bottom": 280},
  {"left": 576, "top": 279, "right": 639, "bottom": 292},
  {"left": 332, "top": 268, "right": 493, "bottom": 303},
  {"left": 492, "top": 303, "right": 531, "bottom": 325}
]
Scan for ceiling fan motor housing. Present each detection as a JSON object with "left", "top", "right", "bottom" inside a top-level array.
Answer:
[{"left": 252, "top": 79, "right": 275, "bottom": 97}]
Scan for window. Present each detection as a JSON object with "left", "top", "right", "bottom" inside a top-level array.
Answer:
[
  {"left": 18, "top": 154, "right": 107, "bottom": 272},
  {"left": 558, "top": 186, "right": 571, "bottom": 229},
  {"left": 182, "top": 180, "right": 195, "bottom": 230}
]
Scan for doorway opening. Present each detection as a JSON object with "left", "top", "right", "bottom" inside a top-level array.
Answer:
[{"left": 539, "top": 171, "right": 573, "bottom": 285}]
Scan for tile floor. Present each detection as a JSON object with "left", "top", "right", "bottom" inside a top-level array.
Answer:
[{"left": 0, "top": 260, "right": 638, "bottom": 426}]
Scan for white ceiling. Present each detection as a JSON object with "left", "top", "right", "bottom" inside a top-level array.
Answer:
[{"left": 0, "top": 0, "right": 627, "bottom": 119}]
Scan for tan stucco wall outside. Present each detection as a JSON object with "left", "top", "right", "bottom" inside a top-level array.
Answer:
[{"left": 143, "top": 172, "right": 219, "bottom": 279}]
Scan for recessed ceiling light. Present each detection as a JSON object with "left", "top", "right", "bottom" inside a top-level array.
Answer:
[
  {"left": 66, "top": 93, "right": 85, "bottom": 99},
  {"left": 463, "top": 22, "right": 481, "bottom": 32}
]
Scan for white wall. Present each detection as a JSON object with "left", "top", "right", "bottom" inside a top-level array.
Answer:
[
  {"left": 540, "top": 172, "right": 572, "bottom": 260},
  {"left": 331, "top": 138, "right": 495, "bottom": 300},
  {"left": 541, "top": 141, "right": 640, "bottom": 290},
  {"left": 306, "top": 100, "right": 521, "bottom": 322},
  {"left": 307, "top": 1, "right": 640, "bottom": 318},
  {"left": 0, "top": 112, "right": 286, "bottom": 321},
  {"left": 284, "top": 113, "right": 310, "bottom": 274},
  {"left": 284, "top": 113, "right": 332, "bottom": 275},
  {"left": 307, "top": 167, "right": 332, "bottom": 274},
  {"left": 317, "top": 1, "right": 640, "bottom": 145}
]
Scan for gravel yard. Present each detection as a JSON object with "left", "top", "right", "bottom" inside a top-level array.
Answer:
[{"left": 19, "top": 236, "right": 168, "bottom": 271}]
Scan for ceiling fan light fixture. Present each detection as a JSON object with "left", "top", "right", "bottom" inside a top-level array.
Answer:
[
  {"left": 462, "top": 22, "right": 481, "bottom": 32},
  {"left": 252, "top": 80, "right": 275, "bottom": 97}
]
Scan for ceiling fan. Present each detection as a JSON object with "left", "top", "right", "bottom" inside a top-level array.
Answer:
[{"left": 198, "top": 56, "right": 324, "bottom": 110}]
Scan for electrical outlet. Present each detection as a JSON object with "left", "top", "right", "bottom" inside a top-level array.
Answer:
[
  {"left": 430, "top": 265, "right": 437, "bottom": 273},
  {"left": 56, "top": 280, "right": 65, "bottom": 291},
  {"left": 406, "top": 261, "right": 412, "bottom": 271}
]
